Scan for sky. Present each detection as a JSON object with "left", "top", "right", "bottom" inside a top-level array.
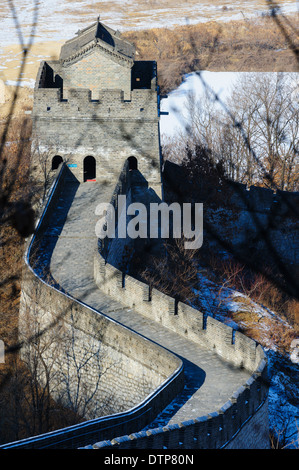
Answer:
[
  {"left": 159, "top": 71, "right": 240, "bottom": 138},
  {"left": 159, "top": 71, "right": 299, "bottom": 139}
]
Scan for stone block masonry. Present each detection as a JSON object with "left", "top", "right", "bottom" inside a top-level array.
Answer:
[
  {"left": 2, "top": 164, "right": 183, "bottom": 449},
  {"left": 31, "top": 27, "right": 162, "bottom": 195},
  {"left": 62, "top": 49, "right": 132, "bottom": 100},
  {"left": 94, "top": 255, "right": 266, "bottom": 374},
  {"left": 3, "top": 20, "right": 269, "bottom": 450},
  {"left": 19, "top": 268, "right": 183, "bottom": 419},
  {"left": 32, "top": 85, "right": 161, "bottom": 189}
]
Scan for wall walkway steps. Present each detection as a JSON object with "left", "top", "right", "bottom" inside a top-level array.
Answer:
[
  {"left": 2, "top": 165, "right": 268, "bottom": 449},
  {"left": 48, "top": 180, "right": 254, "bottom": 426}
]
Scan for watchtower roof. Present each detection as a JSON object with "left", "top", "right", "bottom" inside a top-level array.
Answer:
[{"left": 60, "top": 17, "right": 135, "bottom": 63}]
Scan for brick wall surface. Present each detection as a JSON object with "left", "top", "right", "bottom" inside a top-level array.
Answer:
[
  {"left": 62, "top": 49, "right": 132, "bottom": 100},
  {"left": 32, "top": 59, "right": 162, "bottom": 194},
  {"left": 10, "top": 29, "right": 270, "bottom": 449},
  {"left": 90, "top": 163, "right": 269, "bottom": 449}
]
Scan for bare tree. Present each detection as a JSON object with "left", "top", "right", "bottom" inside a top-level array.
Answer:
[
  {"left": 17, "top": 282, "right": 67, "bottom": 436},
  {"left": 0, "top": 0, "right": 298, "bottom": 448},
  {"left": 55, "top": 313, "right": 116, "bottom": 421},
  {"left": 178, "top": 72, "right": 299, "bottom": 191}
]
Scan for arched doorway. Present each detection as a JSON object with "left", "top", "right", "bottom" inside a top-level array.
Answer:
[
  {"left": 83, "top": 156, "right": 96, "bottom": 182},
  {"left": 128, "top": 156, "right": 138, "bottom": 171},
  {"left": 52, "top": 155, "right": 63, "bottom": 170}
]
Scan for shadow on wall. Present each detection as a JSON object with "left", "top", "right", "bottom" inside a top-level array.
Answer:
[
  {"left": 162, "top": 160, "right": 299, "bottom": 298},
  {"left": 101, "top": 160, "right": 164, "bottom": 272},
  {"left": 30, "top": 165, "right": 80, "bottom": 284}
]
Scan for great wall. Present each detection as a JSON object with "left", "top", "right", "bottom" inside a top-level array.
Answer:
[{"left": 0, "top": 19, "right": 271, "bottom": 449}]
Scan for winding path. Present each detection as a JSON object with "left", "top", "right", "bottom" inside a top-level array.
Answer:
[{"left": 38, "top": 176, "right": 251, "bottom": 429}]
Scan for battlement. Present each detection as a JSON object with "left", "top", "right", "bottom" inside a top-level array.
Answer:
[
  {"left": 35, "top": 56, "right": 157, "bottom": 95},
  {"left": 32, "top": 24, "right": 161, "bottom": 187},
  {"left": 164, "top": 160, "right": 299, "bottom": 217},
  {"left": 35, "top": 60, "right": 62, "bottom": 90},
  {"left": 228, "top": 181, "right": 299, "bottom": 215},
  {"left": 16, "top": 20, "right": 271, "bottom": 450},
  {"left": 94, "top": 258, "right": 262, "bottom": 373},
  {"left": 33, "top": 86, "right": 159, "bottom": 120}
]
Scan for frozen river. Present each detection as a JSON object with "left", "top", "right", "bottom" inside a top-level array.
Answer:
[
  {"left": 0, "top": 0, "right": 297, "bottom": 90},
  {"left": 0, "top": 0, "right": 298, "bottom": 48}
]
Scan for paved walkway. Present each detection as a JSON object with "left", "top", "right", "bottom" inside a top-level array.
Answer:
[{"left": 40, "top": 179, "right": 251, "bottom": 428}]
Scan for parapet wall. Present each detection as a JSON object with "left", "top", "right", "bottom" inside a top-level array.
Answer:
[
  {"left": 86, "top": 399, "right": 269, "bottom": 450},
  {"left": 91, "top": 165, "right": 269, "bottom": 449},
  {"left": 35, "top": 60, "right": 62, "bottom": 90},
  {"left": 2, "top": 163, "right": 183, "bottom": 449},
  {"left": 93, "top": 255, "right": 268, "bottom": 449},
  {"left": 94, "top": 258, "right": 265, "bottom": 373},
  {"left": 163, "top": 160, "right": 299, "bottom": 272},
  {"left": 227, "top": 181, "right": 299, "bottom": 217},
  {"left": 163, "top": 160, "right": 299, "bottom": 217},
  {"left": 33, "top": 87, "right": 159, "bottom": 120},
  {"left": 98, "top": 159, "right": 136, "bottom": 270}
]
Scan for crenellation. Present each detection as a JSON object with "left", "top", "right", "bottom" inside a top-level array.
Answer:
[
  {"left": 31, "top": 20, "right": 162, "bottom": 191},
  {"left": 151, "top": 288, "right": 177, "bottom": 320},
  {"left": 123, "top": 275, "right": 149, "bottom": 307},
  {"left": 67, "top": 87, "right": 92, "bottom": 102},
  {"left": 33, "top": 88, "right": 158, "bottom": 118},
  {"left": 164, "top": 159, "right": 299, "bottom": 220},
  {"left": 8, "top": 17, "right": 270, "bottom": 450},
  {"left": 234, "top": 331, "right": 258, "bottom": 371},
  {"left": 94, "top": 247, "right": 267, "bottom": 376}
]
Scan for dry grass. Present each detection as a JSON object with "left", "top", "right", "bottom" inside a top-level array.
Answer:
[
  {"left": 0, "top": 117, "right": 33, "bottom": 366},
  {"left": 0, "top": 86, "right": 33, "bottom": 121},
  {"left": 123, "top": 14, "right": 299, "bottom": 93},
  {"left": 230, "top": 295, "right": 297, "bottom": 355},
  {"left": 209, "top": 256, "right": 299, "bottom": 355}
]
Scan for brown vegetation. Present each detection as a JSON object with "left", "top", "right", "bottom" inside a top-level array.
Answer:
[
  {"left": 209, "top": 256, "right": 299, "bottom": 353},
  {"left": 0, "top": 86, "right": 33, "bottom": 121},
  {"left": 0, "top": 8, "right": 298, "bottom": 445},
  {"left": 0, "top": 118, "right": 83, "bottom": 443},
  {"left": 123, "top": 14, "right": 299, "bottom": 94},
  {"left": 0, "top": 117, "right": 33, "bottom": 353}
]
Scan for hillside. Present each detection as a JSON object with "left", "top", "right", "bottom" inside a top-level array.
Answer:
[{"left": 0, "top": 5, "right": 298, "bottom": 448}]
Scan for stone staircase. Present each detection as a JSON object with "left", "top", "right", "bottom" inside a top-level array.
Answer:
[{"left": 45, "top": 180, "right": 251, "bottom": 427}]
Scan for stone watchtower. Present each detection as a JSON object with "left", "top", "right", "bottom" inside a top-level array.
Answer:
[{"left": 31, "top": 17, "right": 162, "bottom": 196}]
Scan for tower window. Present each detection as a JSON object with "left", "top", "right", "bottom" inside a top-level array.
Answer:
[
  {"left": 128, "top": 156, "right": 138, "bottom": 171},
  {"left": 51, "top": 155, "right": 63, "bottom": 170},
  {"left": 84, "top": 155, "right": 96, "bottom": 181}
]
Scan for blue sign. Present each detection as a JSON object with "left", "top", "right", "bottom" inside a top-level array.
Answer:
[{"left": 68, "top": 164, "right": 77, "bottom": 168}]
